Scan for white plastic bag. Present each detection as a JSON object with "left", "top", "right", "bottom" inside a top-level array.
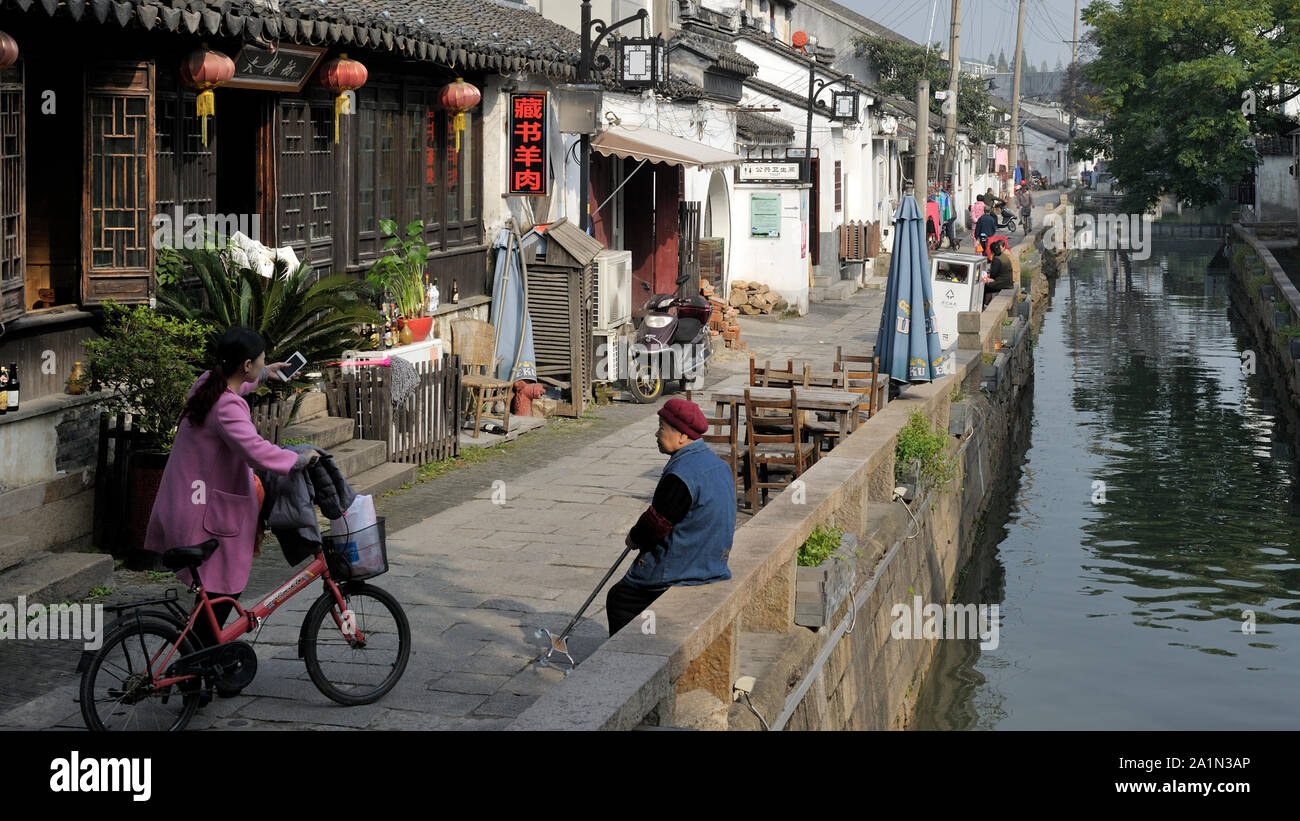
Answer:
[{"left": 330, "top": 493, "right": 377, "bottom": 533}]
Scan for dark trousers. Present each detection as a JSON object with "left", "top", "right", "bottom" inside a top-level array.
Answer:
[
  {"left": 606, "top": 579, "right": 669, "bottom": 636},
  {"left": 193, "top": 592, "right": 242, "bottom": 648}
]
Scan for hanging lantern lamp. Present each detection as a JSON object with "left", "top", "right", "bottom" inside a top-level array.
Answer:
[
  {"left": 179, "top": 45, "right": 235, "bottom": 147},
  {"left": 437, "top": 77, "right": 481, "bottom": 152},
  {"left": 0, "top": 31, "right": 19, "bottom": 72},
  {"left": 318, "top": 53, "right": 368, "bottom": 144}
]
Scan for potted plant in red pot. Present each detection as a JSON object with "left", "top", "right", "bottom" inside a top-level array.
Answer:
[
  {"left": 82, "top": 303, "right": 210, "bottom": 569},
  {"left": 367, "top": 218, "right": 434, "bottom": 344}
]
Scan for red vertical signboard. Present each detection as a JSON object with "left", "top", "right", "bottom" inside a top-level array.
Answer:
[{"left": 508, "top": 91, "right": 548, "bottom": 197}]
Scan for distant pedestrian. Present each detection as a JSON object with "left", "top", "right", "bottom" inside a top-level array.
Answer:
[{"left": 606, "top": 398, "right": 735, "bottom": 636}]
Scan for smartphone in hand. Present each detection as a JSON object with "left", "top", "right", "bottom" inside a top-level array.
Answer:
[{"left": 280, "top": 351, "right": 307, "bottom": 381}]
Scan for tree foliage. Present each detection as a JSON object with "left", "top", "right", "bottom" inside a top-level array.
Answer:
[
  {"left": 1074, "top": 0, "right": 1300, "bottom": 211},
  {"left": 854, "top": 35, "right": 997, "bottom": 145}
]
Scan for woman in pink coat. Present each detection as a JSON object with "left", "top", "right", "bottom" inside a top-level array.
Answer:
[{"left": 144, "top": 326, "right": 314, "bottom": 648}]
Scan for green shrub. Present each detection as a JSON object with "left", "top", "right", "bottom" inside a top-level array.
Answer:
[
  {"left": 797, "top": 524, "right": 846, "bottom": 568},
  {"left": 82, "top": 303, "right": 211, "bottom": 451},
  {"left": 1277, "top": 323, "right": 1300, "bottom": 342},
  {"left": 1248, "top": 273, "right": 1271, "bottom": 299},
  {"left": 1274, "top": 299, "right": 1291, "bottom": 315},
  {"left": 896, "top": 409, "right": 959, "bottom": 490}
]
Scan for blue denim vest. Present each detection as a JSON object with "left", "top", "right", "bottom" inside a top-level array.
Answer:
[{"left": 623, "top": 439, "right": 735, "bottom": 589}]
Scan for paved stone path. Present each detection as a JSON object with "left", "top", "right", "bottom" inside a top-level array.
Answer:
[{"left": 1, "top": 287, "right": 886, "bottom": 731}]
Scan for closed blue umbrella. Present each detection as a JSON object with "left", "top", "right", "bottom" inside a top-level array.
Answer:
[
  {"left": 876, "top": 195, "right": 944, "bottom": 384},
  {"left": 490, "top": 228, "right": 538, "bottom": 382}
]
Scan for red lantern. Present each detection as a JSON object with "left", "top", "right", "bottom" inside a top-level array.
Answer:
[
  {"left": 180, "top": 45, "right": 235, "bottom": 147},
  {"left": 318, "top": 53, "right": 368, "bottom": 144},
  {"left": 437, "top": 78, "right": 481, "bottom": 152},
  {"left": 0, "top": 31, "right": 19, "bottom": 73}
]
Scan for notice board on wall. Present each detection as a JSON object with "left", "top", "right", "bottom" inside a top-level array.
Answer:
[{"left": 750, "top": 194, "right": 781, "bottom": 237}]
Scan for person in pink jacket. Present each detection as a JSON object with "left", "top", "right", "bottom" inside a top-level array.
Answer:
[{"left": 144, "top": 326, "right": 314, "bottom": 650}]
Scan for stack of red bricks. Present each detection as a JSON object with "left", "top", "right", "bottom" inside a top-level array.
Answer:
[{"left": 701, "top": 280, "right": 744, "bottom": 349}]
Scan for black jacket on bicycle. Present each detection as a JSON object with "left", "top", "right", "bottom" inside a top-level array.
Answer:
[{"left": 258, "top": 446, "right": 357, "bottom": 564}]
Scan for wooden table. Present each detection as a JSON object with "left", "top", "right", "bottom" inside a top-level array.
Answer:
[{"left": 710, "top": 385, "right": 867, "bottom": 442}]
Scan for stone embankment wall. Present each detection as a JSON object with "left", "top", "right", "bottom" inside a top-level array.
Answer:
[
  {"left": 1230, "top": 227, "right": 1300, "bottom": 422},
  {"left": 509, "top": 201, "right": 1070, "bottom": 731}
]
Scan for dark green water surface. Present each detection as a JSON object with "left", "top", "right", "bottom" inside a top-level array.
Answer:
[{"left": 915, "top": 239, "right": 1300, "bottom": 730}]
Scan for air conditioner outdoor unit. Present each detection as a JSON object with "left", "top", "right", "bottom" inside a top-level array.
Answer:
[{"left": 592, "top": 249, "right": 633, "bottom": 332}]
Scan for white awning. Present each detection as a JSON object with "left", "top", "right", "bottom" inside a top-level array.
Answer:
[{"left": 592, "top": 127, "right": 743, "bottom": 170}]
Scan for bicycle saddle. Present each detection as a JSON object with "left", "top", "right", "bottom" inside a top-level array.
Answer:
[{"left": 162, "top": 539, "right": 220, "bottom": 570}]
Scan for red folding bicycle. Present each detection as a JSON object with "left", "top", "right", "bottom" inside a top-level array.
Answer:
[{"left": 78, "top": 520, "right": 409, "bottom": 731}]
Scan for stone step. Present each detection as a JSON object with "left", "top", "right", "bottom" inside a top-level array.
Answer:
[
  {"left": 330, "top": 438, "right": 389, "bottom": 480},
  {"left": 293, "top": 391, "right": 328, "bottom": 424},
  {"left": 826, "top": 281, "right": 858, "bottom": 300},
  {"left": 809, "top": 287, "right": 827, "bottom": 304},
  {"left": 349, "top": 461, "right": 418, "bottom": 499},
  {"left": 0, "top": 551, "right": 113, "bottom": 605},
  {"left": 280, "top": 415, "right": 355, "bottom": 451},
  {"left": 812, "top": 275, "right": 833, "bottom": 289}
]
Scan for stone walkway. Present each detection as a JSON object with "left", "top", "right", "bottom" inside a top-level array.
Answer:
[{"left": 1, "top": 289, "right": 884, "bottom": 731}]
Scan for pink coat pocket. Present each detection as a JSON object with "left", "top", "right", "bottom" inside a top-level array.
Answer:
[{"left": 203, "top": 489, "right": 249, "bottom": 538}]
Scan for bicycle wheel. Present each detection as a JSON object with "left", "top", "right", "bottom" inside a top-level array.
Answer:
[
  {"left": 302, "top": 582, "right": 410, "bottom": 706},
  {"left": 80, "top": 616, "right": 200, "bottom": 731}
]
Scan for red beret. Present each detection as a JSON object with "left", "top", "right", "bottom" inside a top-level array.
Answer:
[{"left": 658, "top": 397, "right": 708, "bottom": 440}]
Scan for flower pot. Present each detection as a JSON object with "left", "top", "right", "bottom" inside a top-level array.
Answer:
[
  {"left": 1289, "top": 338, "right": 1300, "bottom": 359},
  {"left": 126, "top": 450, "right": 169, "bottom": 570},
  {"left": 948, "top": 400, "right": 972, "bottom": 436},
  {"left": 403, "top": 315, "right": 434, "bottom": 343},
  {"left": 1260, "top": 284, "right": 1277, "bottom": 302},
  {"left": 1273, "top": 311, "right": 1291, "bottom": 331},
  {"left": 795, "top": 532, "right": 858, "bottom": 628}
]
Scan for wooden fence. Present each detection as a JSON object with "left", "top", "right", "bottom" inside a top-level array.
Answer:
[{"left": 324, "top": 354, "right": 461, "bottom": 465}]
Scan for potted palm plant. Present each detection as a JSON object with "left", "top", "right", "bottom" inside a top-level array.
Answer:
[
  {"left": 82, "top": 303, "right": 210, "bottom": 564},
  {"left": 367, "top": 219, "right": 434, "bottom": 343}
]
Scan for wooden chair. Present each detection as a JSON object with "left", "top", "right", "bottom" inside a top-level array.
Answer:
[
  {"left": 744, "top": 388, "right": 816, "bottom": 511},
  {"left": 450, "top": 319, "right": 514, "bottom": 438},
  {"left": 802, "top": 369, "right": 847, "bottom": 453},
  {"left": 835, "top": 345, "right": 885, "bottom": 420},
  {"left": 750, "top": 356, "right": 809, "bottom": 389}
]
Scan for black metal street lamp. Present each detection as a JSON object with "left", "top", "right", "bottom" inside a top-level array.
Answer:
[
  {"left": 577, "top": 1, "right": 666, "bottom": 232},
  {"left": 798, "top": 34, "right": 856, "bottom": 184}
]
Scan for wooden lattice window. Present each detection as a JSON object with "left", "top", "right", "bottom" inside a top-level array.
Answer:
[
  {"left": 277, "top": 96, "right": 334, "bottom": 274},
  {"left": 0, "top": 64, "right": 23, "bottom": 323},
  {"left": 834, "top": 160, "right": 842, "bottom": 212},
  {"left": 82, "top": 61, "right": 155, "bottom": 305},
  {"left": 155, "top": 75, "right": 216, "bottom": 224}
]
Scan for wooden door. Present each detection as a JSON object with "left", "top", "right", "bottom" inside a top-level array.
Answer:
[
  {"left": 82, "top": 61, "right": 155, "bottom": 306},
  {"left": 0, "top": 63, "right": 23, "bottom": 322}
]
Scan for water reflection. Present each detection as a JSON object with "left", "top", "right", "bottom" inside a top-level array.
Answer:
[{"left": 914, "top": 237, "right": 1300, "bottom": 730}]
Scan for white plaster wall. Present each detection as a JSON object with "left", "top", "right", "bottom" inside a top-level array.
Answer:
[
  {"left": 1258, "top": 156, "right": 1298, "bottom": 222},
  {"left": 0, "top": 416, "right": 57, "bottom": 492},
  {"left": 732, "top": 185, "right": 809, "bottom": 313}
]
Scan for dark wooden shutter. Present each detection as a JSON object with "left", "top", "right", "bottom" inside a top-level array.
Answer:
[
  {"left": 834, "top": 160, "right": 842, "bottom": 212},
  {"left": 277, "top": 95, "right": 334, "bottom": 276},
  {"left": 0, "top": 64, "right": 23, "bottom": 322},
  {"left": 82, "top": 61, "right": 155, "bottom": 306}
]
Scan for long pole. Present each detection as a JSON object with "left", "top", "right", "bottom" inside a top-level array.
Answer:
[
  {"left": 805, "top": 52, "right": 815, "bottom": 184},
  {"left": 914, "top": 78, "right": 929, "bottom": 200},
  {"left": 945, "top": 0, "right": 962, "bottom": 192},
  {"left": 578, "top": 0, "right": 592, "bottom": 232},
  {"left": 1007, "top": 0, "right": 1026, "bottom": 197},
  {"left": 1068, "top": 0, "right": 1078, "bottom": 177}
]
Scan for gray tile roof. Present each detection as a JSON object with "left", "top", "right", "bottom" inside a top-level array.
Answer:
[
  {"left": 11, "top": 0, "right": 586, "bottom": 78},
  {"left": 737, "top": 110, "right": 795, "bottom": 143}
]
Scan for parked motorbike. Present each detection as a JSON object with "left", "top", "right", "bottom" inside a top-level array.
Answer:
[{"left": 626, "top": 272, "right": 713, "bottom": 404}]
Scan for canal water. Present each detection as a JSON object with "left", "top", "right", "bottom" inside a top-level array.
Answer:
[{"left": 914, "top": 237, "right": 1300, "bottom": 730}]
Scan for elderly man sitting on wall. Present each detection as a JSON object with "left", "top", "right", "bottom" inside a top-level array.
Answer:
[{"left": 606, "top": 398, "right": 737, "bottom": 636}]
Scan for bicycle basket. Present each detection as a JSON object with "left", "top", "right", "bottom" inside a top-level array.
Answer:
[{"left": 321, "top": 517, "right": 388, "bottom": 581}]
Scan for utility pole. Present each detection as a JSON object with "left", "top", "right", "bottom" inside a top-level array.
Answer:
[
  {"left": 1007, "top": 0, "right": 1026, "bottom": 197},
  {"left": 1068, "top": 0, "right": 1079, "bottom": 175},
  {"left": 945, "top": 0, "right": 961, "bottom": 192},
  {"left": 914, "top": 78, "right": 929, "bottom": 201}
]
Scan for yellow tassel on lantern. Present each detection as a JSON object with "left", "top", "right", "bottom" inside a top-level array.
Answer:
[
  {"left": 452, "top": 111, "right": 465, "bottom": 152},
  {"left": 196, "top": 89, "right": 214, "bottom": 146},
  {"left": 333, "top": 92, "right": 350, "bottom": 144}
]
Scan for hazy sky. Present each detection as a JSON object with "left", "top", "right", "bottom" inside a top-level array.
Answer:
[{"left": 839, "top": 0, "right": 1087, "bottom": 71}]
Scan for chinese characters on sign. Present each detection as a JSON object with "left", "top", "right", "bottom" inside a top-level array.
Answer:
[
  {"left": 508, "top": 92, "right": 548, "bottom": 196},
  {"left": 226, "top": 44, "right": 326, "bottom": 92}
]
